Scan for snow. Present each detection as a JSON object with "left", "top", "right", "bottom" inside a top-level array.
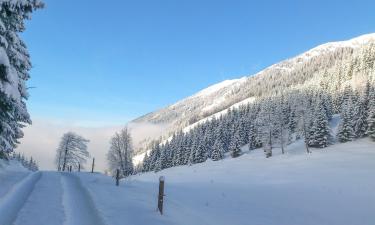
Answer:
[
  {"left": 131, "top": 33, "right": 375, "bottom": 150},
  {"left": 0, "top": 159, "right": 30, "bottom": 199},
  {"left": 61, "top": 173, "right": 105, "bottom": 225},
  {"left": 192, "top": 77, "right": 247, "bottom": 98},
  {"left": 0, "top": 139, "right": 374, "bottom": 225},
  {"left": 14, "top": 172, "right": 64, "bottom": 225},
  {"left": 132, "top": 96, "right": 257, "bottom": 166},
  {"left": 274, "top": 33, "right": 375, "bottom": 70},
  {"left": 0, "top": 47, "right": 21, "bottom": 102},
  {"left": 81, "top": 138, "right": 375, "bottom": 225},
  {"left": 0, "top": 172, "right": 41, "bottom": 225}
]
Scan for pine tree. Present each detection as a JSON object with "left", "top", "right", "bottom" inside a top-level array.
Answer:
[
  {"left": 147, "top": 141, "right": 161, "bottom": 171},
  {"left": 337, "top": 97, "right": 355, "bottom": 142},
  {"left": 310, "top": 98, "right": 331, "bottom": 148},
  {"left": 0, "top": 1, "right": 43, "bottom": 154},
  {"left": 192, "top": 132, "right": 207, "bottom": 164},
  {"left": 156, "top": 146, "right": 168, "bottom": 171},
  {"left": 248, "top": 123, "right": 259, "bottom": 150},
  {"left": 141, "top": 152, "right": 149, "bottom": 172},
  {"left": 352, "top": 81, "right": 371, "bottom": 138},
  {"left": 366, "top": 87, "right": 375, "bottom": 140},
  {"left": 229, "top": 130, "right": 242, "bottom": 158},
  {"left": 211, "top": 139, "right": 224, "bottom": 161}
]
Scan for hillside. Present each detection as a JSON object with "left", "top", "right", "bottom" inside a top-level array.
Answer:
[
  {"left": 4, "top": 138, "right": 374, "bottom": 225},
  {"left": 130, "top": 33, "right": 375, "bottom": 153}
]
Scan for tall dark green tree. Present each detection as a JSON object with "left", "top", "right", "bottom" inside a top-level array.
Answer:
[{"left": 0, "top": 0, "right": 43, "bottom": 154}]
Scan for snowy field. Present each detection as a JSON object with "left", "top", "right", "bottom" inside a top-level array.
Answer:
[{"left": 0, "top": 139, "right": 374, "bottom": 225}]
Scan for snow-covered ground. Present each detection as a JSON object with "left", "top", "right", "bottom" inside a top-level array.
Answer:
[
  {"left": 1, "top": 139, "right": 374, "bottom": 225},
  {"left": 0, "top": 160, "right": 30, "bottom": 199},
  {"left": 83, "top": 138, "right": 375, "bottom": 225}
]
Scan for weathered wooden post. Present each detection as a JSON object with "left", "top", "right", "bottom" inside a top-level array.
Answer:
[
  {"left": 91, "top": 157, "right": 95, "bottom": 173},
  {"left": 116, "top": 169, "right": 120, "bottom": 186},
  {"left": 69, "top": 165, "right": 72, "bottom": 172},
  {"left": 78, "top": 163, "right": 81, "bottom": 172},
  {"left": 158, "top": 176, "right": 165, "bottom": 215}
]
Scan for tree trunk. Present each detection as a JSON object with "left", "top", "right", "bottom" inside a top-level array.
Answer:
[{"left": 62, "top": 146, "right": 68, "bottom": 171}]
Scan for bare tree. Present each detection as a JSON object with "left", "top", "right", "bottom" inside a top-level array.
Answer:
[
  {"left": 107, "top": 127, "right": 134, "bottom": 178},
  {"left": 55, "top": 132, "right": 90, "bottom": 171}
]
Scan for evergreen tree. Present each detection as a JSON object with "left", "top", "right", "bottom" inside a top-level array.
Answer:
[
  {"left": 229, "top": 130, "right": 242, "bottom": 158},
  {"left": 148, "top": 140, "right": 161, "bottom": 171},
  {"left": 141, "top": 152, "right": 149, "bottom": 172},
  {"left": 248, "top": 123, "right": 259, "bottom": 150},
  {"left": 366, "top": 87, "right": 375, "bottom": 140},
  {"left": 354, "top": 81, "right": 371, "bottom": 138},
  {"left": 310, "top": 98, "right": 331, "bottom": 148},
  {"left": 211, "top": 139, "right": 224, "bottom": 161},
  {"left": 192, "top": 131, "right": 207, "bottom": 163},
  {"left": 0, "top": 0, "right": 43, "bottom": 154},
  {"left": 337, "top": 97, "right": 355, "bottom": 142}
]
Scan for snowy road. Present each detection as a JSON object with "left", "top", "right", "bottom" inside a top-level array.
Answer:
[
  {"left": 13, "top": 172, "right": 65, "bottom": 225},
  {"left": 0, "top": 172, "right": 105, "bottom": 225},
  {"left": 61, "top": 173, "right": 106, "bottom": 225}
]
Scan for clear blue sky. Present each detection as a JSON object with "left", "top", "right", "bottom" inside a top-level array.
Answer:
[{"left": 22, "top": 0, "right": 375, "bottom": 126}]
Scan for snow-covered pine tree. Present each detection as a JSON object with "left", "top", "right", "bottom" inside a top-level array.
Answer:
[
  {"left": 211, "top": 138, "right": 224, "bottom": 161},
  {"left": 192, "top": 130, "right": 208, "bottom": 163},
  {"left": 257, "top": 99, "right": 274, "bottom": 157},
  {"left": 229, "top": 130, "right": 242, "bottom": 158},
  {"left": 141, "top": 152, "right": 149, "bottom": 172},
  {"left": 275, "top": 98, "right": 289, "bottom": 154},
  {"left": 353, "top": 81, "right": 371, "bottom": 138},
  {"left": 337, "top": 96, "right": 355, "bottom": 142},
  {"left": 155, "top": 145, "right": 168, "bottom": 171},
  {"left": 366, "top": 86, "right": 375, "bottom": 141},
  {"left": 248, "top": 123, "right": 259, "bottom": 150},
  {"left": 310, "top": 97, "right": 332, "bottom": 148},
  {"left": 288, "top": 108, "right": 297, "bottom": 138},
  {"left": 55, "top": 132, "right": 90, "bottom": 171},
  {"left": 145, "top": 141, "right": 159, "bottom": 171},
  {"left": 0, "top": 0, "right": 43, "bottom": 154},
  {"left": 297, "top": 106, "right": 312, "bottom": 153}
]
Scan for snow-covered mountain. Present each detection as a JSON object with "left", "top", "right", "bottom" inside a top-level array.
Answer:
[{"left": 130, "top": 33, "right": 375, "bottom": 153}]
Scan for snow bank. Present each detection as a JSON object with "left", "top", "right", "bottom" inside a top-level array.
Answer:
[
  {"left": 0, "top": 172, "right": 41, "bottom": 225},
  {"left": 0, "top": 159, "right": 30, "bottom": 198}
]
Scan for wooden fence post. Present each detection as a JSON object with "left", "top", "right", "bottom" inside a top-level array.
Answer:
[
  {"left": 78, "top": 163, "right": 80, "bottom": 172},
  {"left": 116, "top": 169, "right": 120, "bottom": 186},
  {"left": 158, "top": 176, "right": 165, "bottom": 215},
  {"left": 69, "top": 165, "right": 72, "bottom": 172},
  {"left": 91, "top": 158, "right": 95, "bottom": 173}
]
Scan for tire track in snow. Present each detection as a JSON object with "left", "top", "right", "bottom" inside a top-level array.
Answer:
[
  {"left": 61, "top": 173, "right": 106, "bottom": 225},
  {"left": 13, "top": 172, "right": 65, "bottom": 225},
  {"left": 0, "top": 172, "right": 41, "bottom": 225}
]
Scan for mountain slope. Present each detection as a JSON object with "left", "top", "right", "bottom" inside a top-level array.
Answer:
[
  {"left": 130, "top": 33, "right": 375, "bottom": 152},
  {"left": 85, "top": 138, "right": 375, "bottom": 225}
]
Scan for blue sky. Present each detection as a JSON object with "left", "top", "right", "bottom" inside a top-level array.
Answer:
[{"left": 22, "top": 0, "right": 375, "bottom": 126}]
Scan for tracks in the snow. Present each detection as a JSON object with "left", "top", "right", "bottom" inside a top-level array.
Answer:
[
  {"left": 0, "top": 172, "right": 105, "bottom": 225},
  {"left": 61, "top": 173, "right": 106, "bottom": 225}
]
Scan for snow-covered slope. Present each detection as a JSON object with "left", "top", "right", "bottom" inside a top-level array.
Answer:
[
  {"left": 130, "top": 33, "right": 375, "bottom": 152},
  {"left": 79, "top": 138, "right": 375, "bottom": 225},
  {"left": 1, "top": 139, "right": 374, "bottom": 225}
]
